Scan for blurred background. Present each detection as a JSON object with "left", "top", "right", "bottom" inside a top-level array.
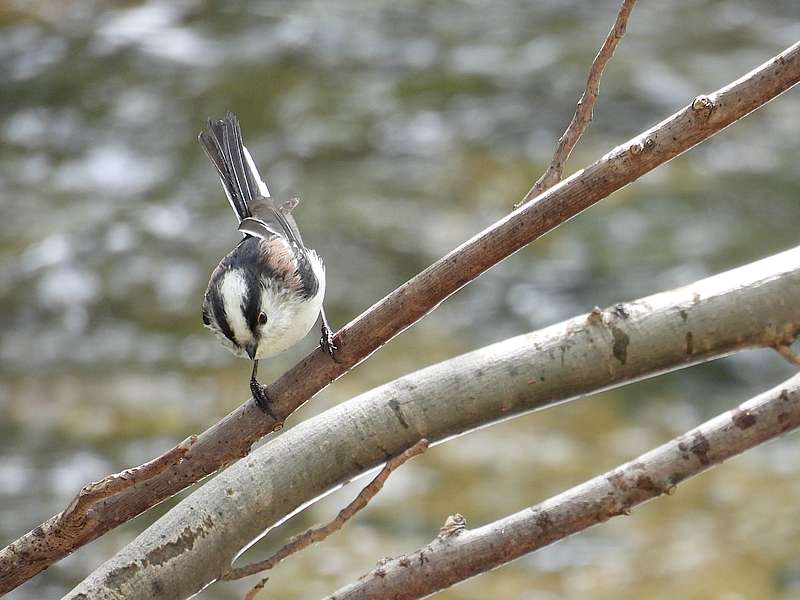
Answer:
[{"left": 2, "top": 1, "right": 800, "bottom": 598}]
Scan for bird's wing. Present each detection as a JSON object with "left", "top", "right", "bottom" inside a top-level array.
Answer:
[
  {"left": 247, "top": 195, "right": 305, "bottom": 247},
  {"left": 237, "top": 217, "right": 281, "bottom": 240}
]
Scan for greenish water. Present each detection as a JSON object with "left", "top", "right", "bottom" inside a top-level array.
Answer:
[{"left": 1, "top": 1, "right": 800, "bottom": 598}]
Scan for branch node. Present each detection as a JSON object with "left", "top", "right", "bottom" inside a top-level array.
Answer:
[
  {"left": 438, "top": 513, "right": 467, "bottom": 538},
  {"left": 692, "top": 94, "right": 715, "bottom": 115},
  {"left": 587, "top": 306, "right": 605, "bottom": 325}
]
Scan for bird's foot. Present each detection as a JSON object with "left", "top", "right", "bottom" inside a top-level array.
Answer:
[
  {"left": 320, "top": 323, "right": 339, "bottom": 362},
  {"left": 250, "top": 379, "right": 281, "bottom": 424}
]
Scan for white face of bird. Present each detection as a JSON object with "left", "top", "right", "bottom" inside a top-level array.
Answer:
[{"left": 202, "top": 247, "right": 326, "bottom": 360}]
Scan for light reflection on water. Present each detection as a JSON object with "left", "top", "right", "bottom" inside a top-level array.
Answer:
[{"left": 1, "top": 0, "right": 800, "bottom": 598}]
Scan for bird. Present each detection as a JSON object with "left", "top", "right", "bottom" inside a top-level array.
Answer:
[{"left": 198, "top": 113, "right": 336, "bottom": 418}]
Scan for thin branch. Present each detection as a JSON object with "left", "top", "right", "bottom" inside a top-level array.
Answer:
[
  {"left": 220, "top": 439, "right": 428, "bottom": 592},
  {"left": 244, "top": 579, "right": 267, "bottom": 600},
  {"left": 523, "top": 0, "right": 638, "bottom": 205},
  {"left": 4, "top": 41, "right": 800, "bottom": 595},
  {"left": 774, "top": 343, "right": 800, "bottom": 367},
  {"left": 60, "top": 435, "right": 197, "bottom": 528},
  {"left": 327, "top": 374, "right": 800, "bottom": 600},
  {"left": 64, "top": 246, "right": 800, "bottom": 600}
]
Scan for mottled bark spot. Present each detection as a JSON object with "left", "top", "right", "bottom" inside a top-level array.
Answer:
[
  {"left": 104, "top": 563, "right": 139, "bottom": 589},
  {"left": 607, "top": 471, "right": 628, "bottom": 492},
  {"left": 677, "top": 441, "right": 690, "bottom": 461},
  {"left": 669, "top": 472, "right": 685, "bottom": 486},
  {"left": 534, "top": 510, "right": 553, "bottom": 533},
  {"left": 635, "top": 475, "right": 664, "bottom": 495},
  {"left": 142, "top": 516, "right": 214, "bottom": 568},
  {"left": 689, "top": 432, "right": 711, "bottom": 465},
  {"left": 388, "top": 398, "right": 410, "bottom": 429},
  {"left": 732, "top": 408, "right": 757, "bottom": 429},
  {"left": 612, "top": 303, "right": 630, "bottom": 318},
  {"left": 611, "top": 326, "right": 630, "bottom": 365}
]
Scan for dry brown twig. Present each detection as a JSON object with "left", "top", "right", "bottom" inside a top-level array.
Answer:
[
  {"left": 3, "top": 37, "right": 800, "bottom": 596},
  {"left": 60, "top": 435, "right": 196, "bottom": 530},
  {"left": 520, "top": 0, "right": 638, "bottom": 206},
  {"left": 220, "top": 439, "right": 429, "bottom": 596},
  {"left": 243, "top": 580, "right": 267, "bottom": 600},
  {"left": 774, "top": 343, "right": 800, "bottom": 367}
]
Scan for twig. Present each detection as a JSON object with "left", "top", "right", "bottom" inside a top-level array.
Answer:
[
  {"left": 774, "top": 343, "right": 800, "bottom": 367},
  {"left": 5, "top": 41, "right": 800, "bottom": 595},
  {"left": 326, "top": 374, "right": 800, "bottom": 600},
  {"left": 61, "top": 435, "right": 197, "bottom": 527},
  {"left": 520, "top": 0, "right": 638, "bottom": 206},
  {"left": 221, "top": 438, "right": 428, "bottom": 590},
  {"left": 243, "top": 579, "right": 268, "bottom": 600},
  {"left": 227, "top": 443, "right": 429, "bottom": 600}
]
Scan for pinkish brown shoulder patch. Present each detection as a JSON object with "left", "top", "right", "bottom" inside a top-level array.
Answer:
[{"left": 259, "top": 237, "right": 301, "bottom": 289}]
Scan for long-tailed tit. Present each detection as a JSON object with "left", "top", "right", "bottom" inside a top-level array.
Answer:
[{"left": 198, "top": 113, "right": 336, "bottom": 417}]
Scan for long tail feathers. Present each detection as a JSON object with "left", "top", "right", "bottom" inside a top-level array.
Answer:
[{"left": 199, "top": 113, "right": 270, "bottom": 223}]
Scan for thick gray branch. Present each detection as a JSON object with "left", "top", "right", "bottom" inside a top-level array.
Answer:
[
  {"left": 328, "top": 373, "right": 800, "bottom": 599},
  {"left": 3, "top": 40, "right": 798, "bottom": 594},
  {"left": 65, "top": 246, "right": 800, "bottom": 599}
]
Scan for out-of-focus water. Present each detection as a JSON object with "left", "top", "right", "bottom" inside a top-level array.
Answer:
[{"left": 1, "top": 1, "right": 800, "bottom": 598}]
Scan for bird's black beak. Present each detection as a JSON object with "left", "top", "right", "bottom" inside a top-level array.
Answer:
[{"left": 246, "top": 343, "right": 257, "bottom": 360}]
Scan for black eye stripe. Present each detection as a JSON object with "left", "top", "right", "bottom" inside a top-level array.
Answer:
[{"left": 210, "top": 289, "right": 238, "bottom": 348}]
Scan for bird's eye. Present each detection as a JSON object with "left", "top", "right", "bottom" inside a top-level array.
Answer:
[{"left": 257, "top": 312, "right": 268, "bottom": 325}]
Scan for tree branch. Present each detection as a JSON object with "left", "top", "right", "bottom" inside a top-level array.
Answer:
[
  {"left": 327, "top": 373, "right": 800, "bottom": 599},
  {"left": 60, "top": 436, "right": 197, "bottom": 530},
  {"left": 3, "top": 41, "right": 799, "bottom": 595},
  {"left": 774, "top": 343, "right": 800, "bottom": 367},
  {"left": 219, "top": 439, "right": 428, "bottom": 593},
  {"left": 64, "top": 246, "right": 800, "bottom": 599},
  {"left": 523, "top": 0, "right": 638, "bottom": 204}
]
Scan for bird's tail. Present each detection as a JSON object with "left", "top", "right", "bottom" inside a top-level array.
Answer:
[{"left": 198, "top": 113, "right": 270, "bottom": 222}]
